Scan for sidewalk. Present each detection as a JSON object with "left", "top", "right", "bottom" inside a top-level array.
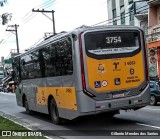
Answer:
[{"left": 0, "top": 92, "right": 15, "bottom": 96}]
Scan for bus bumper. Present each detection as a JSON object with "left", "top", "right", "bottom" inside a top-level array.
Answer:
[{"left": 78, "top": 84, "right": 150, "bottom": 116}]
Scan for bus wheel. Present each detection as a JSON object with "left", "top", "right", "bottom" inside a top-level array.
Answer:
[
  {"left": 50, "top": 98, "right": 61, "bottom": 125},
  {"left": 150, "top": 95, "right": 157, "bottom": 106},
  {"left": 24, "top": 96, "right": 32, "bottom": 114}
]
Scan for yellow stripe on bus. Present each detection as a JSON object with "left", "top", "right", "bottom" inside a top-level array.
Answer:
[{"left": 36, "top": 87, "right": 77, "bottom": 110}]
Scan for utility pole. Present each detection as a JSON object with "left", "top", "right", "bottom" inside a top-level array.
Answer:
[
  {"left": 32, "top": 9, "right": 56, "bottom": 35},
  {"left": 6, "top": 24, "right": 20, "bottom": 54}
]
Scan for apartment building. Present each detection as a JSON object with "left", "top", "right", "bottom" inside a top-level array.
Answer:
[
  {"left": 107, "top": 0, "right": 148, "bottom": 29},
  {"left": 147, "top": 0, "right": 160, "bottom": 80}
]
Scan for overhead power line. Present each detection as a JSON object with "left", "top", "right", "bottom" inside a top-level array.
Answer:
[
  {"left": 21, "top": 0, "right": 56, "bottom": 23},
  {"left": 0, "top": 33, "right": 13, "bottom": 45},
  {"left": 23, "top": 13, "right": 38, "bottom": 24},
  {"left": 39, "top": 0, "right": 56, "bottom": 9},
  {"left": 20, "top": 37, "right": 44, "bottom": 53},
  {"left": 35, "top": 0, "right": 56, "bottom": 9},
  {"left": 92, "top": 4, "right": 149, "bottom": 26},
  {"left": 32, "top": 9, "right": 56, "bottom": 35}
]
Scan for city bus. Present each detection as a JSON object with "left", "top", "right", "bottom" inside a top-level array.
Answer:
[{"left": 13, "top": 25, "right": 150, "bottom": 125}]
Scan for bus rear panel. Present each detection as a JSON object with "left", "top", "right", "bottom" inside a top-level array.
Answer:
[{"left": 76, "top": 26, "right": 150, "bottom": 115}]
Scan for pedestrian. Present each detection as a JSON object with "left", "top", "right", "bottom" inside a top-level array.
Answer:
[{"left": 12, "top": 84, "right": 15, "bottom": 93}]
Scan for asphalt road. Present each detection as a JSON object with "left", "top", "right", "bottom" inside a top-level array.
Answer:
[{"left": 0, "top": 92, "right": 160, "bottom": 139}]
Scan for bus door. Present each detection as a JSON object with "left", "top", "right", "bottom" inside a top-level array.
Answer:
[{"left": 80, "top": 29, "right": 146, "bottom": 99}]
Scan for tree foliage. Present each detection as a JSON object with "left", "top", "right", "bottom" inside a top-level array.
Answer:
[
  {"left": 0, "top": 0, "right": 12, "bottom": 25},
  {"left": 0, "top": 0, "right": 7, "bottom": 7},
  {"left": 1, "top": 13, "right": 12, "bottom": 25}
]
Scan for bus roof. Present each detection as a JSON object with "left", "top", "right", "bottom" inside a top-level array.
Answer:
[{"left": 13, "top": 25, "right": 142, "bottom": 58}]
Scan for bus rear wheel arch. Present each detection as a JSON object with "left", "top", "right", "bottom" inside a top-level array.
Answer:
[{"left": 48, "top": 96, "right": 62, "bottom": 125}]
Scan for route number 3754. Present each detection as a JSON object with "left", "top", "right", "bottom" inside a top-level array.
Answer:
[{"left": 106, "top": 36, "right": 121, "bottom": 44}]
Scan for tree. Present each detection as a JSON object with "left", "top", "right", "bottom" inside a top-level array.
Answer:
[
  {"left": 1, "top": 13, "right": 12, "bottom": 25},
  {"left": 0, "top": 0, "right": 12, "bottom": 25},
  {"left": 0, "top": 0, "right": 7, "bottom": 7}
]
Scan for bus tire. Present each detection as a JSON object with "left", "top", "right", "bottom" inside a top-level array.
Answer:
[
  {"left": 50, "top": 98, "right": 62, "bottom": 125},
  {"left": 24, "top": 96, "right": 33, "bottom": 114}
]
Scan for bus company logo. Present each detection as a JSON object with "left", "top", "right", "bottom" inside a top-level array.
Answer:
[
  {"left": 113, "top": 62, "right": 121, "bottom": 71},
  {"left": 113, "top": 62, "right": 119, "bottom": 69},
  {"left": 130, "top": 68, "right": 134, "bottom": 75},
  {"left": 97, "top": 64, "right": 105, "bottom": 74}
]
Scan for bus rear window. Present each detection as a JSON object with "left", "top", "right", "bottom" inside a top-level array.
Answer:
[{"left": 84, "top": 31, "right": 140, "bottom": 59}]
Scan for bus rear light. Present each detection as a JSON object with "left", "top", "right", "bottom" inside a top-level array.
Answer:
[
  {"left": 79, "top": 33, "right": 95, "bottom": 98},
  {"left": 81, "top": 73, "right": 86, "bottom": 88}
]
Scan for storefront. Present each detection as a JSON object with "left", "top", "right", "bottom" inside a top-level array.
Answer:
[{"left": 147, "top": 36, "right": 160, "bottom": 80}]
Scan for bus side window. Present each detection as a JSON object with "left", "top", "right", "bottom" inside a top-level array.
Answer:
[
  {"left": 63, "top": 38, "right": 73, "bottom": 75},
  {"left": 39, "top": 49, "right": 45, "bottom": 77},
  {"left": 43, "top": 37, "right": 73, "bottom": 77}
]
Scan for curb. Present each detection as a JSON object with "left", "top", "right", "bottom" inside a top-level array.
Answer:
[
  {"left": 0, "top": 111, "right": 62, "bottom": 139},
  {"left": 0, "top": 92, "right": 15, "bottom": 96}
]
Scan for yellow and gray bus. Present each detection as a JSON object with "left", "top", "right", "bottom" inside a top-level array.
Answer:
[{"left": 13, "top": 25, "right": 150, "bottom": 125}]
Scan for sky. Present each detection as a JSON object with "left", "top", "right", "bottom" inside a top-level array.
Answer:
[{"left": 0, "top": 0, "right": 108, "bottom": 59}]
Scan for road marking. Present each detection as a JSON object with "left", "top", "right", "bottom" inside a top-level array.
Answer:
[
  {"left": 142, "top": 107, "right": 160, "bottom": 111},
  {"left": 137, "top": 123, "right": 160, "bottom": 129}
]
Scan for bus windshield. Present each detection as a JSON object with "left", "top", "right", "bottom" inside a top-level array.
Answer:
[{"left": 85, "top": 31, "right": 140, "bottom": 59}]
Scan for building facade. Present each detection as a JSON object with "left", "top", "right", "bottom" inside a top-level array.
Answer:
[
  {"left": 107, "top": 0, "right": 148, "bottom": 29},
  {"left": 1, "top": 49, "right": 19, "bottom": 87},
  {"left": 107, "top": 0, "right": 160, "bottom": 80},
  {"left": 147, "top": 0, "right": 160, "bottom": 80}
]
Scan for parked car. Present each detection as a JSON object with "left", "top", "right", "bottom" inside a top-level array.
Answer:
[{"left": 149, "top": 80, "right": 160, "bottom": 105}]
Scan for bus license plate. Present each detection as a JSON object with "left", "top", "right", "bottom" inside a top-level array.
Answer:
[{"left": 112, "top": 93, "right": 125, "bottom": 98}]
